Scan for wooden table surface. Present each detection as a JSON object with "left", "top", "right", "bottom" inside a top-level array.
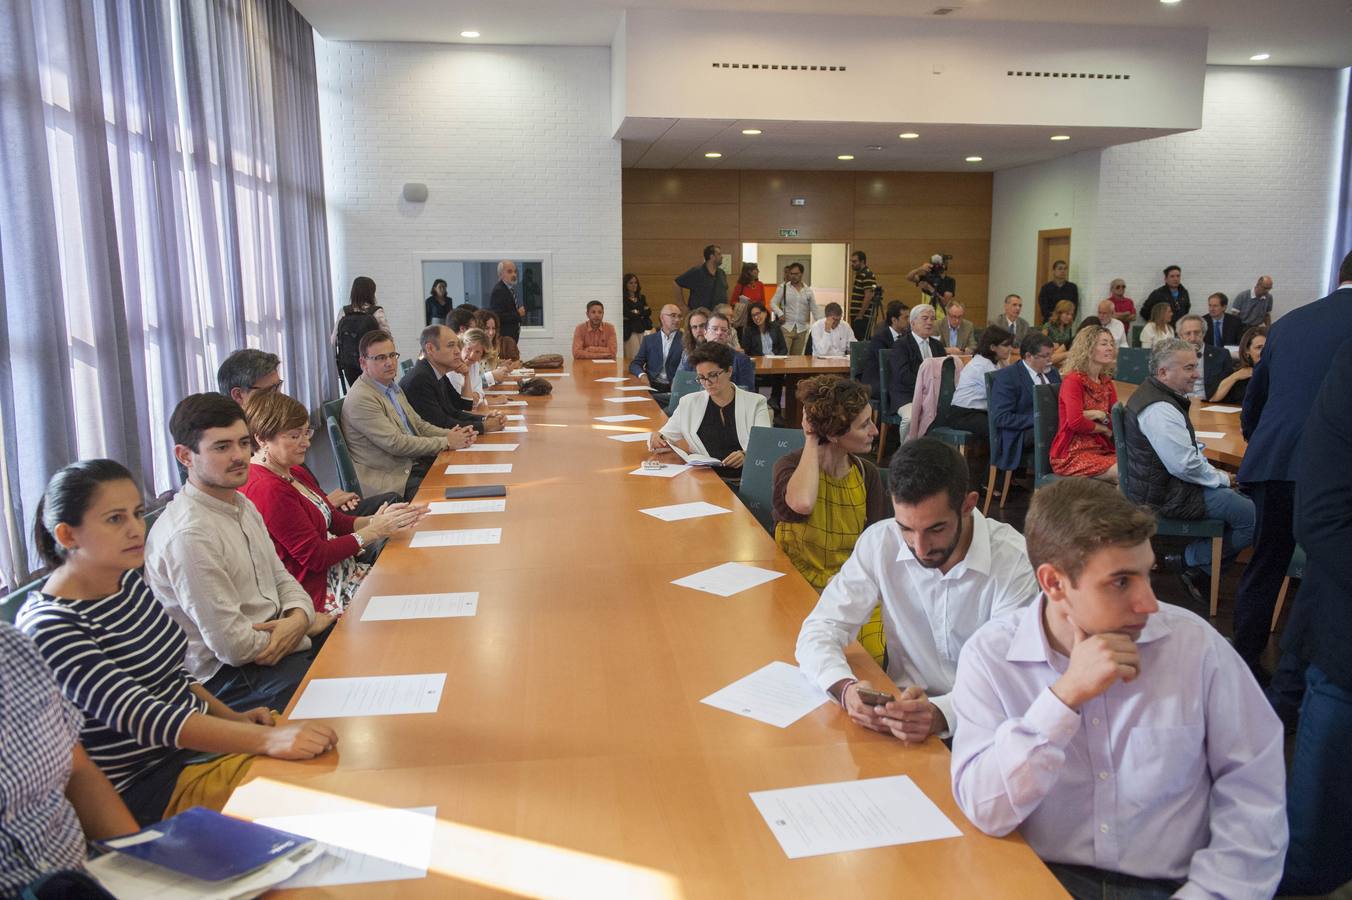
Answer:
[
  {"left": 1113, "top": 381, "right": 1248, "bottom": 468},
  {"left": 226, "top": 359, "right": 1064, "bottom": 898},
  {"left": 751, "top": 355, "right": 851, "bottom": 375}
]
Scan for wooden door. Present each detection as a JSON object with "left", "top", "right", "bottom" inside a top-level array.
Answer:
[{"left": 1035, "top": 229, "right": 1071, "bottom": 325}]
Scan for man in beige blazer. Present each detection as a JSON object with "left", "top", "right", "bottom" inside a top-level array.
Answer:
[{"left": 340, "top": 330, "right": 476, "bottom": 500}]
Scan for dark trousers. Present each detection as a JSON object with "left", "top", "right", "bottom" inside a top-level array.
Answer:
[
  {"left": 352, "top": 490, "right": 400, "bottom": 517},
  {"left": 402, "top": 457, "right": 435, "bottom": 502},
  {"left": 120, "top": 748, "right": 203, "bottom": 826},
  {"left": 1280, "top": 664, "right": 1352, "bottom": 896},
  {"left": 1231, "top": 480, "right": 1295, "bottom": 668},
  {"left": 1048, "top": 863, "right": 1184, "bottom": 900},
  {"left": 937, "top": 406, "right": 988, "bottom": 436},
  {"left": 202, "top": 640, "right": 320, "bottom": 714}
]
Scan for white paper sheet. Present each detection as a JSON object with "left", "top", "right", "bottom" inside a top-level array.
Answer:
[
  {"left": 628, "top": 463, "right": 691, "bottom": 478},
  {"left": 670, "top": 444, "right": 722, "bottom": 467},
  {"left": 498, "top": 400, "right": 528, "bottom": 406},
  {"left": 426, "top": 499, "right": 506, "bottom": 514},
  {"left": 672, "top": 562, "right": 785, "bottom": 597},
  {"left": 501, "top": 425, "right": 528, "bottom": 433},
  {"left": 595, "top": 376, "right": 629, "bottom": 383},
  {"left": 588, "top": 358, "right": 616, "bottom": 363},
  {"left": 607, "top": 431, "right": 653, "bottom": 443},
  {"left": 1195, "top": 431, "right": 1227, "bottom": 439},
  {"left": 361, "top": 593, "right": 478, "bottom": 621},
  {"left": 818, "top": 355, "right": 849, "bottom": 360},
  {"left": 615, "top": 385, "right": 656, "bottom": 392},
  {"left": 534, "top": 372, "right": 567, "bottom": 377},
  {"left": 603, "top": 396, "right": 651, "bottom": 404},
  {"left": 409, "top": 528, "right": 502, "bottom": 548},
  {"left": 257, "top": 807, "right": 437, "bottom": 888},
  {"left": 1200, "top": 405, "right": 1241, "bottom": 413},
  {"left": 455, "top": 443, "right": 519, "bottom": 452},
  {"left": 640, "top": 501, "right": 732, "bottom": 522},
  {"left": 289, "top": 673, "right": 447, "bottom": 720},
  {"left": 484, "top": 390, "right": 517, "bottom": 396},
  {"left": 596, "top": 414, "right": 648, "bottom": 423},
  {"left": 700, "top": 661, "right": 828, "bottom": 728},
  {"left": 761, "top": 354, "right": 789, "bottom": 359},
  {"left": 750, "top": 775, "right": 962, "bottom": 859},
  {"left": 506, "top": 414, "right": 526, "bottom": 421},
  {"left": 444, "top": 463, "right": 513, "bottom": 475}
]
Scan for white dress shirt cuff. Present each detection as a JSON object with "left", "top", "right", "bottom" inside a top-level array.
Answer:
[
  {"left": 813, "top": 661, "right": 857, "bottom": 694},
  {"left": 930, "top": 691, "right": 956, "bottom": 739},
  {"left": 1024, "top": 687, "right": 1081, "bottom": 748}
]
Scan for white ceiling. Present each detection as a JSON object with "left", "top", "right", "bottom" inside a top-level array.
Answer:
[
  {"left": 617, "top": 118, "right": 1179, "bottom": 171},
  {"left": 295, "top": 0, "right": 1352, "bottom": 68}
]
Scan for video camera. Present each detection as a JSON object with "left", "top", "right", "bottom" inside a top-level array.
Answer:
[{"left": 920, "top": 254, "right": 954, "bottom": 293}]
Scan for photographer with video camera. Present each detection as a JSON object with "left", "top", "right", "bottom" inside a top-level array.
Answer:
[{"left": 907, "top": 254, "right": 956, "bottom": 313}]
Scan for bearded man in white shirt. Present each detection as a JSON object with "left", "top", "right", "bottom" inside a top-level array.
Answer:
[{"left": 796, "top": 438, "right": 1040, "bottom": 742}]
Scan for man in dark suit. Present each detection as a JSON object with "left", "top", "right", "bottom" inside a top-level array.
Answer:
[
  {"left": 861, "top": 301, "right": 907, "bottom": 400},
  {"left": 1176, "top": 314, "right": 1235, "bottom": 400},
  {"left": 887, "top": 304, "right": 945, "bottom": 439},
  {"left": 488, "top": 260, "right": 525, "bottom": 342},
  {"left": 1234, "top": 248, "right": 1352, "bottom": 683},
  {"left": 629, "top": 304, "right": 684, "bottom": 400},
  {"left": 1275, "top": 335, "right": 1352, "bottom": 897},
  {"left": 1204, "top": 292, "right": 1244, "bottom": 348},
  {"left": 400, "top": 325, "right": 504, "bottom": 434},
  {"left": 988, "top": 332, "right": 1061, "bottom": 474}
]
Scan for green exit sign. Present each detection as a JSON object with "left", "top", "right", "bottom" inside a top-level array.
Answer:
[{"left": 778, "top": 228, "right": 799, "bottom": 238}]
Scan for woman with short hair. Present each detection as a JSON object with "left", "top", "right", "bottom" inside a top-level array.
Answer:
[{"left": 652, "top": 341, "right": 770, "bottom": 481}]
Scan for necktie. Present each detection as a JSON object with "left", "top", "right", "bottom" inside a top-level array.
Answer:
[
  {"left": 384, "top": 385, "right": 416, "bottom": 435},
  {"left": 1038, "top": 373, "right": 1048, "bottom": 385},
  {"left": 1214, "top": 322, "right": 1223, "bottom": 347}
]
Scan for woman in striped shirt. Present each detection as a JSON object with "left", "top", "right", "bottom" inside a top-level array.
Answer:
[{"left": 18, "top": 459, "right": 339, "bottom": 825}]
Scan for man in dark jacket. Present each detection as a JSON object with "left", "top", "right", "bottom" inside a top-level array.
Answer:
[
  {"left": 1121, "top": 338, "right": 1253, "bottom": 603},
  {"left": 860, "top": 301, "right": 907, "bottom": 400},
  {"left": 488, "top": 260, "right": 525, "bottom": 342},
  {"left": 886, "top": 304, "right": 945, "bottom": 436},
  {"left": 1140, "top": 264, "right": 1191, "bottom": 322},
  {"left": 400, "top": 326, "right": 504, "bottom": 433},
  {"left": 988, "top": 333, "right": 1061, "bottom": 475}
]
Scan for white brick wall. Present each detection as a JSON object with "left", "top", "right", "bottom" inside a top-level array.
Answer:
[
  {"left": 314, "top": 38, "right": 622, "bottom": 358},
  {"left": 990, "top": 65, "right": 1346, "bottom": 322}
]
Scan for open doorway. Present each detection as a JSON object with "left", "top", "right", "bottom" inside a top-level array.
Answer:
[
  {"left": 739, "top": 242, "right": 848, "bottom": 314},
  {"left": 1034, "top": 228, "right": 1072, "bottom": 325}
]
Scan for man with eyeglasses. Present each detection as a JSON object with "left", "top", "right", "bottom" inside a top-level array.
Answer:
[
  {"left": 340, "top": 330, "right": 476, "bottom": 501},
  {"left": 988, "top": 332, "right": 1062, "bottom": 478},
  {"left": 677, "top": 311, "right": 755, "bottom": 390}
]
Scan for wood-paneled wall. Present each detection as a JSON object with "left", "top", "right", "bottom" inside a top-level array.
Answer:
[{"left": 623, "top": 170, "right": 993, "bottom": 324}]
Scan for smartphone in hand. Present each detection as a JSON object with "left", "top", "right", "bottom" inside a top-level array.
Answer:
[{"left": 855, "top": 687, "right": 895, "bottom": 707}]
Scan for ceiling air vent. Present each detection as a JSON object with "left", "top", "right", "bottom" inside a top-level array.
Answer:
[
  {"left": 711, "top": 62, "right": 847, "bottom": 72},
  {"left": 1007, "top": 70, "right": 1131, "bottom": 80}
]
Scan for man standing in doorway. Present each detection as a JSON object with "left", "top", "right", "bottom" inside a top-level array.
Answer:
[
  {"left": 773, "top": 262, "right": 816, "bottom": 355},
  {"left": 1037, "top": 260, "right": 1079, "bottom": 325},
  {"left": 850, "top": 250, "right": 881, "bottom": 340},
  {"left": 489, "top": 260, "right": 525, "bottom": 343},
  {"left": 674, "top": 245, "right": 728, "bottom": 312}
]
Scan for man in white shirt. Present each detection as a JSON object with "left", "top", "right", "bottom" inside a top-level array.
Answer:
[
  {"left": 796, "top": 438, "right": 1039, "bottom": 742},
  {"left": 950, "top": 478, "right": 1286, "bottom": 900},
  {"left": 1094, "top": 299, "right": 1128, "bottom": 348},
  {"left": 809, "top": 302, "right": 852, "bottom": 358},
  {"left": 772, "top": 262, "right": 816, "bottom": 355}
]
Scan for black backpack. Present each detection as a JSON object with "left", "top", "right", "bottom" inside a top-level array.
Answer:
[{"left": 335, "top": 308, "right": 378, "bottom": 370}]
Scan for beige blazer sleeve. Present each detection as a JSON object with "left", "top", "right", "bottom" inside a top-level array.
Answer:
[{"left": 344, "top": 378, "right": 446, "bottom": 459}]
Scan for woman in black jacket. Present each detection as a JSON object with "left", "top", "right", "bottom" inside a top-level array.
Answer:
[
  {"left": 742, "top": 303, "right": 788, "bottom": 414},
  {"left": 425, "top": 278, "right": 452, "bottom": 325},
  {"left": 622, "top": 273, "right": 652, "bottom": 360}
]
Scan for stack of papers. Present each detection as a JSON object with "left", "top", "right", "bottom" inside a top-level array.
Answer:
[
  {"left": 256, "top": 807, "right": 437, "bottom": 889},
  {"left": 672, "top": 562, "right": 785, "bottom": 597}
]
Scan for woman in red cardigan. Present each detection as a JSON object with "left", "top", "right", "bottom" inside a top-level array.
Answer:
[
  {"left": 1049, "top": 325, "right": 1120, "bottom": 482},
  {"left": 240, "top": 392, "right": 426, "bottom": 614}
]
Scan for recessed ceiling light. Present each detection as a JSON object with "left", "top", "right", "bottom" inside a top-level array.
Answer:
[
  {"left": 837, "top": 154, "right": 855, "bottom": 161},
  {"left": 899, "top": 132, "right": 920, "bottom": 139},
  {"left": 1250, "top": 53, "right": 1270, "bottom": 61},
  {"left": 865, "top": 145, "right": 884, "bottom": 151},
  {"left": 460, "top": 30, "right": 480, "bottom": 37},
  {"left": 1050, "top": 134, "right": 1071, "bottom": 141},
  {"left": 741, "top": 129, "right": 762, "bottom": 135},
  {"left": 704, "top": 152, "right": 722, "bottom": 158},
  {"left": 965, "top": 156, "right": 983, "bottom": 163}
]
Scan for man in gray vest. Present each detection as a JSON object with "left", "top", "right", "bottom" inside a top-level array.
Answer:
[{"left": 1121, "top": 338, "right": 1254, "bottom": 605}]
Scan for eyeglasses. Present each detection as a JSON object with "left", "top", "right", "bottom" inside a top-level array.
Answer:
[
  {"left": 280, "top": 427, "right": 316, "bottom": 442},
  {"left": 364, "top": 352, "right": 401, "bottom": 363},
  {"left": 249, "top": 379, "right": 282, "bottom": 394},
  {"left": 695, "top": 369, "right": 727, "bottom": 385}
]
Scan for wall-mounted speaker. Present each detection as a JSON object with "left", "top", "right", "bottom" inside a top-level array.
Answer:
[{"left": 402, "top": 183, "right": 429, "bottom": 203}]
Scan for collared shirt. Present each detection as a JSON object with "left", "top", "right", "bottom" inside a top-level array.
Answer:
[
  {"left": 1004, "top": 317, "right": 1024, "bottom": 334},
  {"left": 572, "top": 320, "right": 618, "bottom": 359},
  {"left": 1022, "top": 360, "right": 1050, "bottom": 386},
  {"left": 795, "top": 512, "right": 1039, "bottom": 729},
  {"left": 760, "top": 331, "right": 774, "bottom": 355},
  {"left": 1187, "top": 349, "right": 1207, "bottom": 399},
  {"left": 144, "top": 482, "right": 315, "bottom": 682},
  {"left": 1136, "top": 399, "right": 1228, "bottom": 489},
  {"left": 1230, "top": 290, "right": 1272, "bottom": 327},
  {"left": 953, "top": 354, "right": 996, "bottom": 410},
  {"left": 950, "top": 599, "right": 1287, "bottom": 898},
  {"left": 775, "top": 282, "right": 817, "bottom": 329},
  {"left": 381, "top": 382, "right": 415, "bottom": 434},
  {"left": 0, "top": 623, "right": 86, "bottom": 895},
  {"left": 850, "top": 266, "right": 878, "bottom": 309},
  {"left": 1099, "top": 317, "right": 1127, "bottom": 347},
  {"left": 659, "top": 328, "right": 678, "bottom": 368},
  {"left": 810, "top": 319, "right": 851, "bottom": 357},
  {"left": 675, "top": 263, "right": 727, "bottom": 310},
  {"left": 1208, "top": 315, "right": 1228, "bottom": 347},
  {"left": 947, "top": 322, "right": 962, "bottom": 347},
  {"left": 913, "top": 331, "right": 935, "bottom": 360}
]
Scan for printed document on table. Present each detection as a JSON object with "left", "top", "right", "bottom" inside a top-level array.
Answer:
[
  {"left": 257, "top": 806, "right": 437, "bottom": 889},
  {"left": 762, "top": 354, "right": 789, "bottom": 359},
  {"left": 484, "top": 390, "right": 516, "bottom": 396},
  {"left": 455, "top": 443, "right": 519, "bottom": 452},
  {"left": 595, "top": 376, "right": 629, "bottom": 383},
  {"left": 589, "top": 358, "right": 617, "bottom": 363},
  {"left": 1195, "top": 431, "right": 1226, "bottom": 439},
  {"left": 672, "top": 562, "right": 785, "bottom": 597},
  {"left": 628, "top": 463, "right": 691, "bottom": 478},
  {"left": 640, "top": 501, "right": 731, "bottom": 522},
  {"left": 615, "top": 385, "right": 656, "bottom": 392},
  {"left": 670, "top": 443, "right": 722, "bottom": 467},
  {"left": 409, "top": 528, "right": 502, "bottom": 548},
  {"left": 361, "top": 592, "right": 478, "bottom": 621},
  {"left": 290, "top": 673, "right": 446, "bottom": 719},
  {"left": 498, "top": 400, "right": 528, "bottom": 406},
  {"left": 701, "top": 661, "right": 828, "bottom": 728},
  {"left": 1200, "top": 405, "right": 1241, "bottom": 413},
  {"left": 444, "top": 463, "right": 513, "bottom": 475},
  {"left": 596, "top": 414, "right": 648, "bottom": 423},
  {"left": 427, "top": 499, "right": 506, "bottom": 514},
  {"left": 534, "top": 372, "right": 567, "bottom": 377},
  {"left": 750, "top": 775, "right": 962, "bottom": 859},
  {"left": 501, "top": 425, "right": 528, "bottom": 433},
  {"left": 607, "top": 431, "right": 653, "bottom": 443},
  {"left": 603, "top": 396, "right": 651, "bottom": 404},
  {"left": 506, "top": 414, "right": 526, "bottom": 421}
]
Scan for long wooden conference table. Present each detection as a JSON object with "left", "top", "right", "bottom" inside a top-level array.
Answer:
[{"left": 224, "top": 359, "right": 1064, "bottom": 897}]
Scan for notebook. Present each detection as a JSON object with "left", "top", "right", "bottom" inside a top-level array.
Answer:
[{"left": 444, "top": 485, "right": 508, "bottom": 499}]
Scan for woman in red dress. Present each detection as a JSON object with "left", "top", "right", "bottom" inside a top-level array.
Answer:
[{"left": 1049, "top": 325, "right": 1119, "bottom": 482}]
